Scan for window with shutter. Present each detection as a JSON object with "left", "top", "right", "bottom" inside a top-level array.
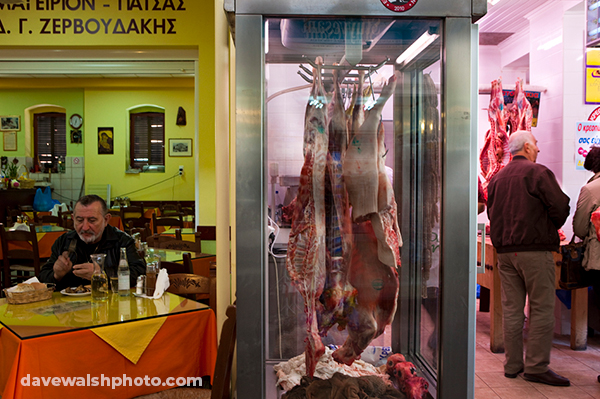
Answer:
[
  {"left": 130, "top": 112, "right": 165, "bottom": 169},
  {"left": 34, "top": 112, "right": 66, "bottom": 173}
]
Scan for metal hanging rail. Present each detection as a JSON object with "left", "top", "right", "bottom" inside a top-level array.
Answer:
[{"left": 297, "top": 56, "right": 390, "bottom": 84}]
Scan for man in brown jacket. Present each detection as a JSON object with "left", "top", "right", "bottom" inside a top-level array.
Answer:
[{"left": 487, "top": 130, "right": 570, "bottom": 386}]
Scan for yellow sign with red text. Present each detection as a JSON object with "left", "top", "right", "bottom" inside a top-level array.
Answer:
[{"left": 0, "top": 0, "right": 206, "bottom": 46}]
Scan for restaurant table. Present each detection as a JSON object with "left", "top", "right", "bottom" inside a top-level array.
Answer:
[
  {"left": 477, "top": 236, "right": 587, "bottom": 352},
  {"left": 0, "top": 290, "right": 217, "bottom": 399},
  {"left": 0, "top": 225, "right": 68, "bottom": 260},
  {"left": 146, "top": 247, "right": 216, "bottom": 277},
  {"left": 160, "top": 228, "right": 217, "bottom": 255}
]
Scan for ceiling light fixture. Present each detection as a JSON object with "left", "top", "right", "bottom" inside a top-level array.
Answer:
[
  {"left": 396, "top": 30, "right": 439, "bottom": 66},
  {"left": 487, "top": 0, "right": 501, "bottom": 5}
]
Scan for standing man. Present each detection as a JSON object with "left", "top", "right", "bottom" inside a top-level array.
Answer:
[
  {"left": 487, "top": 130, "right": 570, "bottom": 386},
  {"left": 39, "top": 194, "right": 145, "bottom": 291}
]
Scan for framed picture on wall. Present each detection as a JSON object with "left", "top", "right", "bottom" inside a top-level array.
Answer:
[
  {"left": 3, "top": 131, "right": 17, "bottom": 151},
  {"left": 0, "top": 116, "right": 20, "bottom": 132},
  {"left": 98, "top": 127, "right": 114, "bottom": 154},
  {"left": 169, "top": 138, "right": 192, "bottom": 157}
]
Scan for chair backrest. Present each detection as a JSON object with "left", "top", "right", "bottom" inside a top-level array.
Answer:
[
  {"left": 59, "top": 210, "right": 73, "bottom": 230},
  {"left": 151, "top": 212, "right": 184, "bottom": 234},
  {"left": 146, "top": 230, "right": 182, "bottom": 248},
  {"left": 167, "top": 273, "right": 210, "bottom": 297},
  {"left": 37, "top": 214, "right": 62, "bottom": 226},
  {"left": 211, "top": 304, "right": 236, "bottom": 399},
  {"left": 159, "top": 202, "right": 182, "bottom": 217},
  {"left": 120, "top": 203, "right": 149, "bottom": 230},
  {"left": 128, "top": 221, "right": 151, "bottom": 242},
  {"left": 159, "top": 237, "right": 201, "bottom": 252},
  {"left": 0, "top": 223, "right": 41, "bottom": 289},
  {"left": 196, "top": 225, "right": 217, "bottom": 241},
  {"left": 160, "top": 253, "right": 193, "bottom": 274}
]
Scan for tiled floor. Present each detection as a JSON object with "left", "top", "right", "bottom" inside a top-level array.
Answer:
[{"left": 476, "top": 309, "right": 600, "bottom": 398}]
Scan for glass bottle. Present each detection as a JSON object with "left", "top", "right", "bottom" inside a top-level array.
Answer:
[
  {"left": 90, "top": 253, "right": 108, "bottom": 302},
  {"left": 145, "top": 252, "right": 159, "bottom": 297},
  {"left": 118, "top": 247, "right": 130, "bottom": 296}
]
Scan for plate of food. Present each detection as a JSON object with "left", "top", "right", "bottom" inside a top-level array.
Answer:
[{"left": 60, "top": 285, "right": 91, "bottom": 296}]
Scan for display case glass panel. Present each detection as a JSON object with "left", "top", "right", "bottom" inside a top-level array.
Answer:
[{"left": 264, "top": 16, "right": 443, "bottom": 393}]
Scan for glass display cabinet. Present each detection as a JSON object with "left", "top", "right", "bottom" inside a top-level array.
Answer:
[{"left": 235, "top": 1, "right": 485, "bottom": 397}]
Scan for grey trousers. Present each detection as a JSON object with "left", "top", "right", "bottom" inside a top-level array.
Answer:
[{"left": 497, "top": 251, "right": 556, "bottom": 375}]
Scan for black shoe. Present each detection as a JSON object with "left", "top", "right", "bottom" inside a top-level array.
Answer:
[
  {"left": 523, "top": 370, "right": 570, "bottom": 386},
  {"left": 504, "top": 368, "right": 524, "bottom": 379}
]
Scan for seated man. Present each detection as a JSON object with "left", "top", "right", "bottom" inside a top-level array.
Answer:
[{"left": 39, "top": 195, "right": 145, "bottom": 291}]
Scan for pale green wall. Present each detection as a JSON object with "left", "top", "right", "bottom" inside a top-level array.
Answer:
[{"left": 0, "top": 88, "right": 84, "bottom": 158}]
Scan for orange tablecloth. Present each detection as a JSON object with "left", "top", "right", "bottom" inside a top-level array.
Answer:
[
  {"left": 108, "top": 215, "right": 124, "bottom": 231},
  {"left": 0, "top": 309, "right": 217, "bottom": 398},
  {"left": 0, "top": 230, "right": 67, "bottom": 260}
]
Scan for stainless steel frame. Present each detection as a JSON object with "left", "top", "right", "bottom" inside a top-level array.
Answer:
[{"left": 235, "top": 2, "right": 481, "bottom": 398}]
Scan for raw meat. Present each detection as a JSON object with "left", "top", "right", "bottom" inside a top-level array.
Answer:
[
  {"left": 480, "top": 78, "right": 510, "bottom": 187},
  {"left": 507, "top": 77, "right": 533, "bottom": 133},
  {"left": 319, "top": 69, "right": 354, "bottom": 335},
  {"left": 288, "top": 67, "right": 402, "bottom": 377},
  {"left": 286, "top": 57, "right": 329, "bottom": 377}
]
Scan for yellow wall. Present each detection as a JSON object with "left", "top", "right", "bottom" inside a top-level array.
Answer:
[
  {"left": 0, "top": 88, "right": 84, "bottom": 158},
  {"left": 0, "top": 2, "right": 217, "bottom": 224}
]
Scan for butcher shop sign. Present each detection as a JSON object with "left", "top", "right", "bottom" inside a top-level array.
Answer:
[{"left": 576, "top": 122, "right": 600, "bottom": 170}]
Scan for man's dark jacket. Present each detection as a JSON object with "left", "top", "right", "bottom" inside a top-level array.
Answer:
[
  {"left": 38, "top": 225, "right": 145, "bottom": 291},
  {"left": 487, "top": 155, "right": 570, "bottom": 253}
]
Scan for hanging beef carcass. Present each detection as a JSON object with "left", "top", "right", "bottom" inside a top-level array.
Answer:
[
  {"left": 507, "top": 77, "right": 533, "bottom": 133},
  {"left": 286, "top": 57, "right": 330, "bottom": 377},
  {"left": 480, "top": 78, "right": 510, "bottom": 186}
]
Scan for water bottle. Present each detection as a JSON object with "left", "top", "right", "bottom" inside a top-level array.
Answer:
[{"left": 118, "top": 247, "right": 130, "bottom": 296}]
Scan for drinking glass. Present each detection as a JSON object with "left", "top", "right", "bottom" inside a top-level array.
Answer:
[{"left": 90, "top": 253, "right": 108, "bottom": 301}]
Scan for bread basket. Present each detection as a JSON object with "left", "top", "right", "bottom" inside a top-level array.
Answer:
[
  {"left": 3, "top": 283, "right": 55, "bottom": 304},
  {"left": 17, "top": 166, "right": 35, "bottom": 189}
]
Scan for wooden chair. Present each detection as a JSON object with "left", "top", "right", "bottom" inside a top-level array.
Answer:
[
  {"left": 36, "top": 214, "right": 63, "bottom": 226},
  {"left": 158, "top": 236, "right": 201, "bottom": 253},
  {"left": 5, "top": 207, "right": 22, "bottom": 228},
  {"left": 160, "top": 252, "right": 194, "bottom": 275},
  {"left": 151, "top": 212, "right": 183, "bottom": 235},
  {"left": 120, "top": 203, "right": 149, "bottom": 233},
  {"left": 59, "top": 210, "right": 73, "bottom": 230},
  {"left": 128, "top": 221, "right": 151, "bottom": 242},
  {"left": 159, "top": 202, "right": 182, "bottom": 218},
  {"left": 132, "top": 305, "right": 236, "bottom": 399},
  {"left": 146, "top": 230, "right": 182, "bottom": 248},
  {"left": 0, "top": 223, "right": 42, "bottom": 289},
  {"left": 196, "top": 226, "right": 217, "bottom": 241},
  {"left": 167, "top": 273, "right": 215, "bottom": 314}
]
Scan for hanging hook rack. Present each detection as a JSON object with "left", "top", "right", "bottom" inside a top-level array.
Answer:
[{"left": 297, "top": 56, "right": 390, "bottom": 84}]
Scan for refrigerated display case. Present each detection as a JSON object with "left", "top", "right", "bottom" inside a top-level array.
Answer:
[{"left": 235, "top": 1, "right": 485, "bottom": 398}]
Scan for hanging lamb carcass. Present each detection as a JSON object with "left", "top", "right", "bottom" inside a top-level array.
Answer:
[{"left": 286, "top": 59, "right": 401, "bottom": 377}]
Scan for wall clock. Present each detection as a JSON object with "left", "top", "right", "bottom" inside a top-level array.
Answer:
[{"left": 69, "top": 114, "right": 83, "bottom": 130}]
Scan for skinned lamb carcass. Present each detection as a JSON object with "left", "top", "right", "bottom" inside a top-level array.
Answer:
[
  {"left": 319, "top": 69, "right": 354, "bottom": 336},
  {"left": 480, "top": 78, "right": 510, "bottom": 187},
  {"left": 288, "top": 69, "right": 401, "bottom": 376},
  {"left": 286, "top": 57, "right": 329, "bottom": 377},
  {"left": 332, "top": 75, "right": 401, "bottom": 366},
  {"left": 508, "top": 77, "right": 533, "bottom": 133}
]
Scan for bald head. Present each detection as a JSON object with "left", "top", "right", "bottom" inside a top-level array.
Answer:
[{"left": 508, "top": 130, "right": 539, "bottom": 162}]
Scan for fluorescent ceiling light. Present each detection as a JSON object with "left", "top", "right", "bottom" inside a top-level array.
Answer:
[
  {"left": 487, "top": 0, "right": 501, "bottom": 5},
  {"left": 396, "top": 31, "right": 439, "bottom": 65},
  {"left": 590, "top": 1, "right": 600, "bottom": 11}
]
